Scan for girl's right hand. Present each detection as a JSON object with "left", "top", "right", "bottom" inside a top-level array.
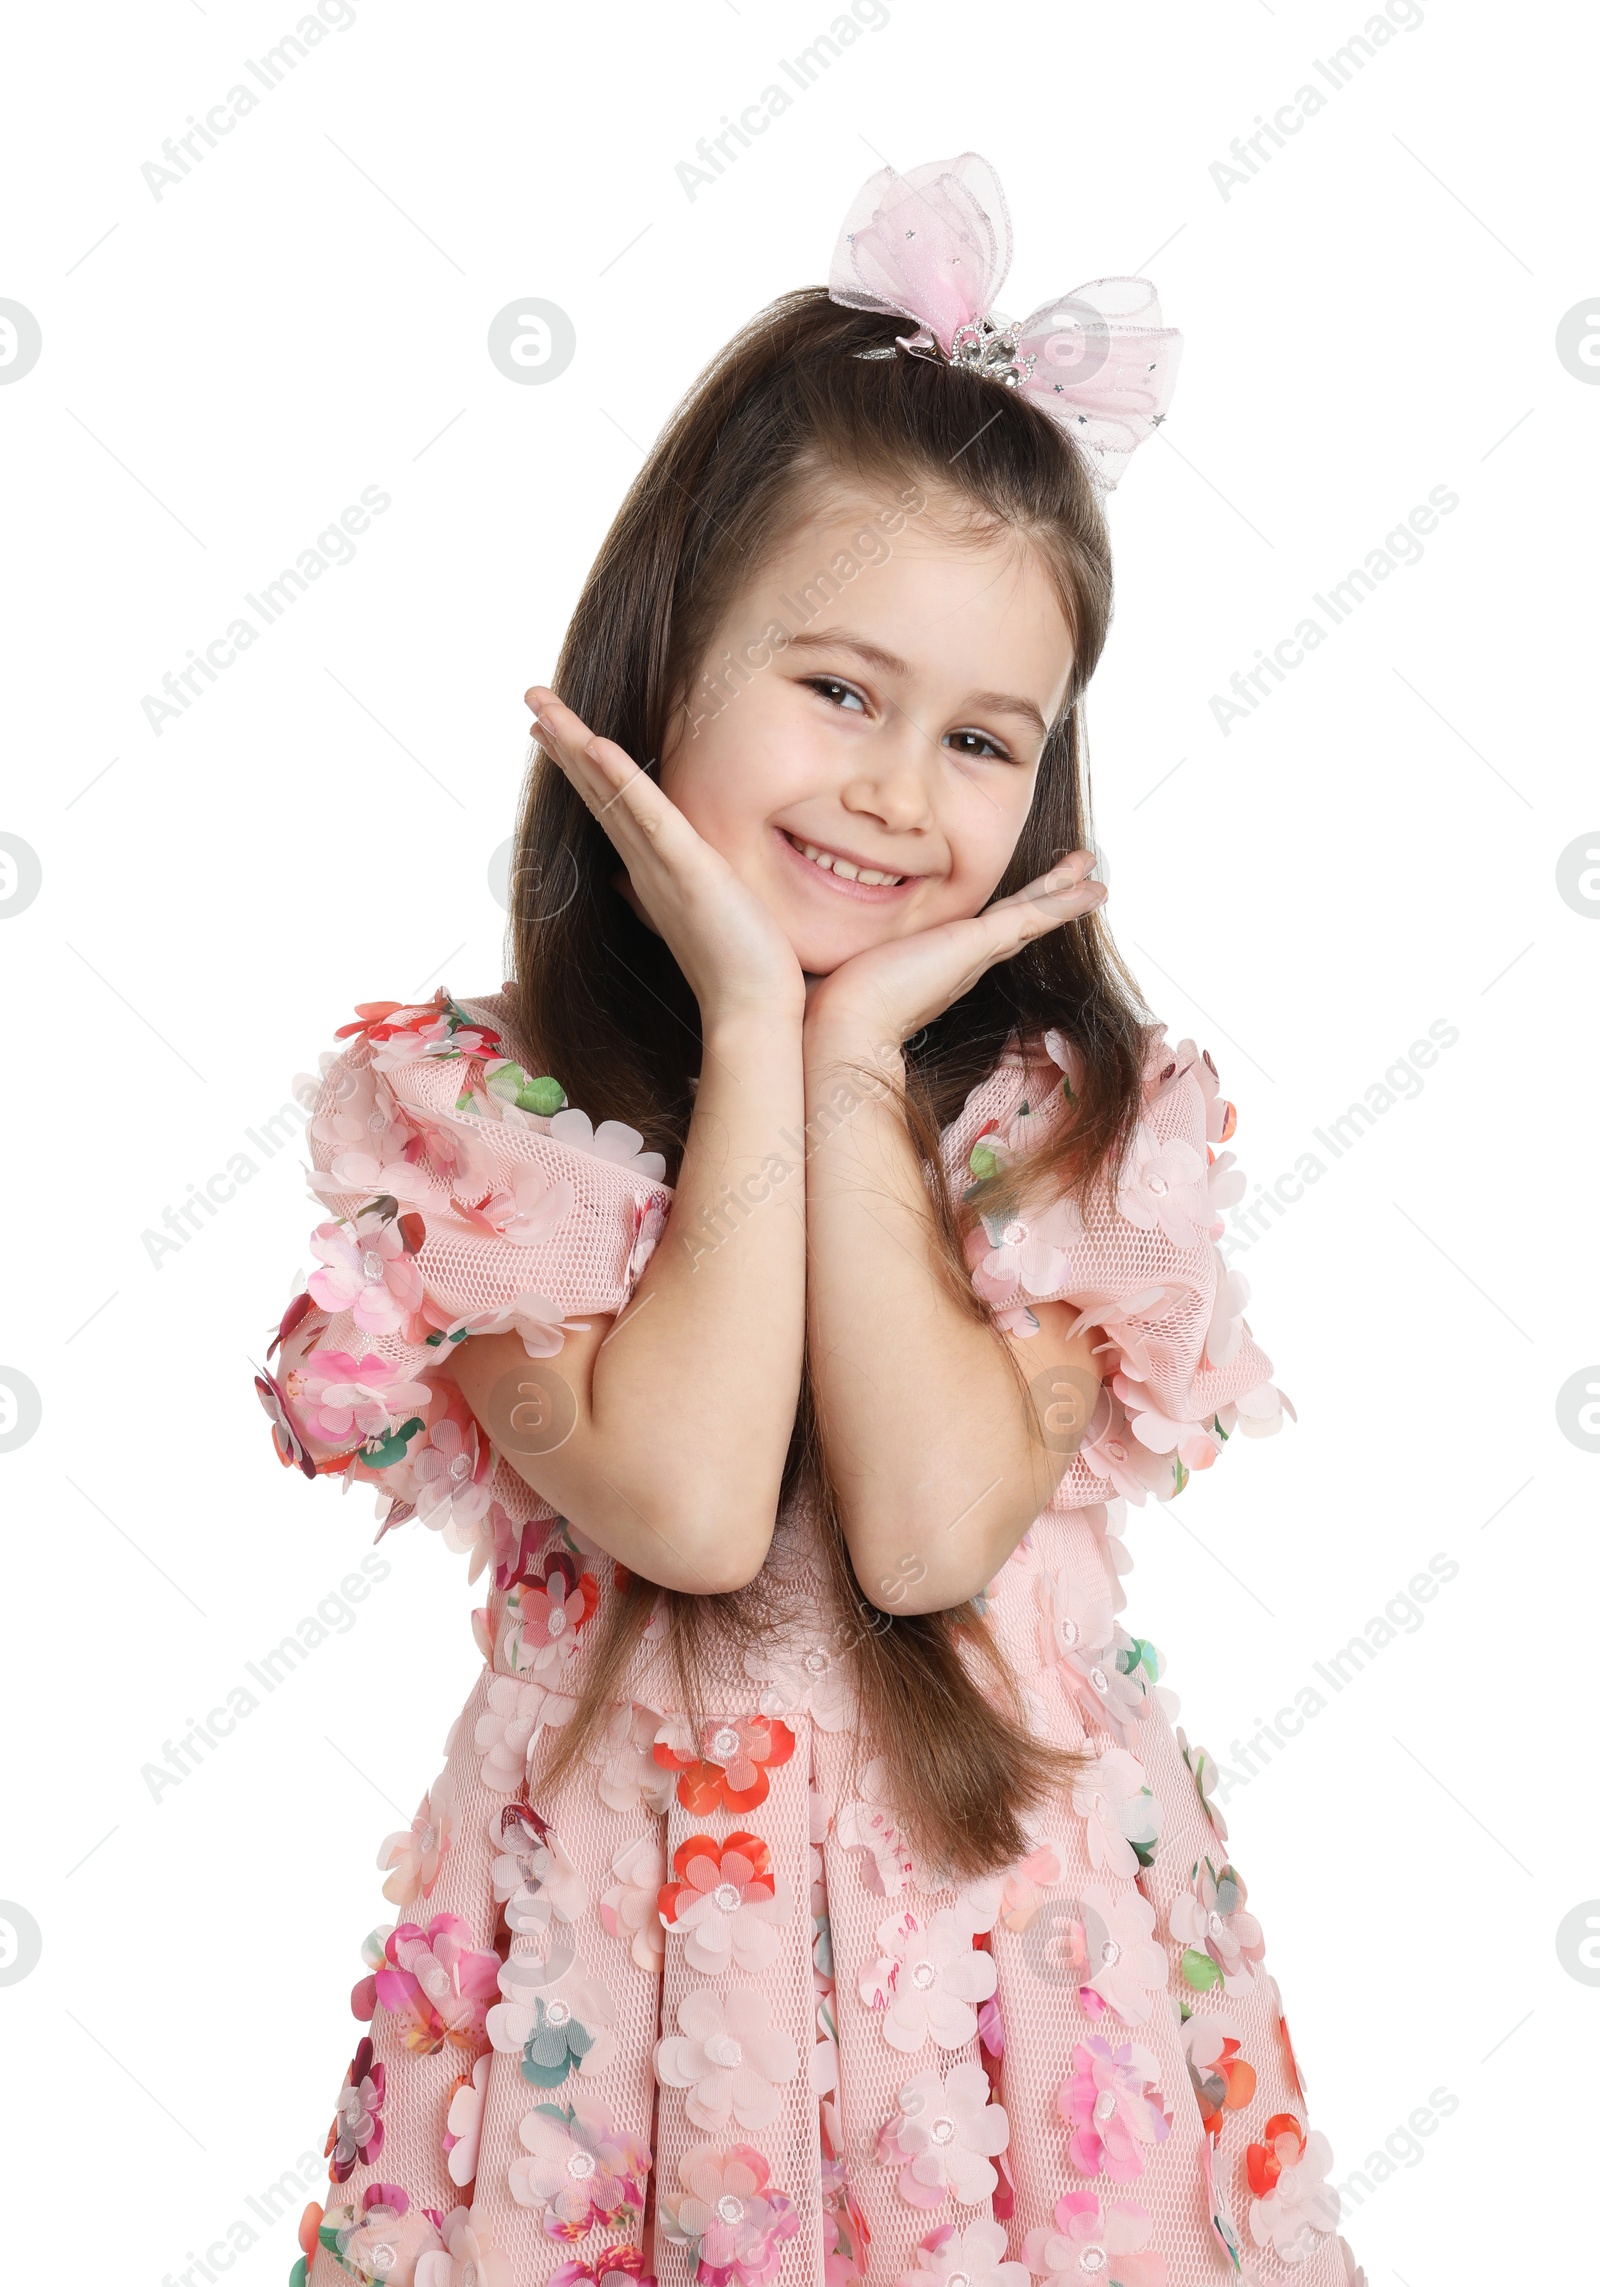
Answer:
[{"left": 525, "top": 685, "right": 807, "bottom": 1030}]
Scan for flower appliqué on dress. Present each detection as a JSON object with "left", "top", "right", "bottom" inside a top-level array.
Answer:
[
  {"left": 1057, "top": 2039, "right": 1173, "bottom": 2184},
  {"left": 1245, "top": 2113, "right": 1340, "bottom": 2263},
  {"left": 442, "top": 2053, "right": 491, "bottom": 2188},
  {"left": 1022, "top": 2189, "right": 1166, "bottom": 2287},
  {"left": 507, "top": 2095, "right": 651, "bottom": 2240},
  {"left": 324, "top": 2035, "right": 386, "bottom": 2183},
  {"left": 502, "top": 1551, "right": 600, "bottom": 1682},
  {"left": 352, "top": 1915, "right": 500, "bottom": 2058},
  {"left": 659, "top": 2142, "right": 800, "bottom": 2286},
  {"left": 378, "top": 1772, "right": 456, "bottom": 1908},
  {"left": 599, "top": 1833, "right": 668, "bottom": 1974},
  {"left": 654, "top": 1986, "right": 802, "bottom": 2133},
  {"left": 1171, "top": 1857, "right": 1264, "bottom": 1993},
  {"left": 1179, "top": 2007, "right": 1257, "bottom": 2144},
  {"left": 876, "top": 2060, "right": 1011, "bottom": 2209},
  {"left": 653, "top": 1715, "right": 797, "bottom": 1816},
  {"left": 896, "top": 2217, "right": 1028, "bottom": 2287},
  {"left": 658, "top": 1830, "right": 795, "bottom": 1977},
  {"left": 488, "top": 1951, "right": 619, "bottom": 2090},
  {"left": 316, "top": 2183, "right": 447, "bottom": 2286},
  {"left": 858, "top": 1908, "right": 999, "bottom": 2053},
  {"left": 414, "top": 2204, "right": 512, "bottom": 2287}
]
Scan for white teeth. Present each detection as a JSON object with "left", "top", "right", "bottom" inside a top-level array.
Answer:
[{"left": 793, "top": 834, "right": 903, "bottom": 886}]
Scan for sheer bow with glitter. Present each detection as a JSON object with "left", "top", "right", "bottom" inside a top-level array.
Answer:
[{"left": 828, "top": 150, "right": 1183, "bottom": 491}]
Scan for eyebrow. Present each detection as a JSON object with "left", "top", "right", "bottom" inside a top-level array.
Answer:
[{"left": 780, "top": 628, "right": 1052, "bottom": 742}]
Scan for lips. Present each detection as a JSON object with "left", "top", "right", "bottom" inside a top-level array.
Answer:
[{"left": 776, "top": 826, "right": 922, "bottom": 900}]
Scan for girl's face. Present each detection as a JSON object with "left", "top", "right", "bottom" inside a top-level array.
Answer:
[{"left": 650, "top": 479, "right": 1077, "bottom": 979}]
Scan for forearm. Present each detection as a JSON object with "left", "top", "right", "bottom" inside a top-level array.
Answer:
[
  {"left": 400, "top": 1012, "right": 807, "bottom": 1595},
  {"left": 586, "top": 1007, "right": 807, "bottom": 1563},
  {"left": 803, "top": 1012, "right": 1088, "bottom": 1612}
]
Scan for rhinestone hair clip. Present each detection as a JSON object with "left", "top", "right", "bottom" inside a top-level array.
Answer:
[{"left": 828, "top": 151, "right": 1183, "bottom": 491}]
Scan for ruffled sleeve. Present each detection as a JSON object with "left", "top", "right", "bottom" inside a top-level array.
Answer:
[
  {"left": 938, "top": 1024, "right": 1294, "bottom": 1510},
  {"left": 254, "top": 986, "right": 675, "bottom": 1542}
]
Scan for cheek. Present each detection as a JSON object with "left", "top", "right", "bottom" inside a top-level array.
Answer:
[
  {"left": 681, "top": 690, "right": 822, "bottom": 823},
  {"left": 943, "top": 774, "right": 1034, "bottom": 882},
  {"left": 661, "top": 706, "right": 793, "bottom": 857}
]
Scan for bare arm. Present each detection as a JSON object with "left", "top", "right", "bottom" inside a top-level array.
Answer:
[
  {"left": 430, "top": 681, "right": 812, "bottom": 1595},
  {"left": 802, "top": 1009, "right": 1102, "bottom": 1614},
  {"left": 439, "top": 1005, "right": 805, "bottom": 1596}
]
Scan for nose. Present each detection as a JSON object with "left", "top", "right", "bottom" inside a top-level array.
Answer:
[{"left": 839, "top": 714, "right": 937, "bottom": 838}]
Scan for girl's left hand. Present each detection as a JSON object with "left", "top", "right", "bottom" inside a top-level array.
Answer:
[{"left": 803, "top": 851, "right": 1107, "bottom": 1043}]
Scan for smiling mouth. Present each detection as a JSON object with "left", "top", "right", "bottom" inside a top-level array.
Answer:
[{"left": 777, "top": 826, "right": 919, "bottom": 891}]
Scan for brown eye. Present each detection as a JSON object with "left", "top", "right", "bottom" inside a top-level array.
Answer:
[
  {"left": 804, "top": 676, "right": 868, "bottom": 714},
  {"left": 945, "top": 727, "right": 1012, "bottom": 762}
]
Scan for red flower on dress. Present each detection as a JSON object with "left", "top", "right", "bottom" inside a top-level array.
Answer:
[
  {"left": 335, "top": 991, "right": 506, "bottom": 1062},
  {"left": 1245, "top": 2112, "right": 1306, "bottom": 2197},
  {"left": 658, "top": 1831, "right": 791, "bottom": 1976},
  {"left": 1180, "top": 2010, "right": 1257, "bottom": 2143},
  {"left": 1245, "top": 2113, "right": 1340, "bottom": 2261},
  {"left": 653, "top": 1717, "right": 796, "bottom": 1815}
]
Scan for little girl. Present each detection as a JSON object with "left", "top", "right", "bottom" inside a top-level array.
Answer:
[{"left": 258, "top": 154, "right": 1362, "bottom": 2287}]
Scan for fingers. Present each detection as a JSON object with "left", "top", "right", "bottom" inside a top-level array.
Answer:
[
  {"left": 526, "top": 685, "right": 671, "bottom": 863},
  {"left": 989, "top": 848, "right": 1102, "bottom": 907},
  {"left": 527, "top": 685, "right": 633, "bottom": 808},
  {"left": 986, "top": 851, "right": 1108, "bottom": 939},
  {"left": 941, "top": 853, "right": 1106, "bottom": 1003}
]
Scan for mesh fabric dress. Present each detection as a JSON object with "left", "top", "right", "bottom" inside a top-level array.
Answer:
[{"left": 257, "top": 987, "right": 1364, "bottom": 2287}]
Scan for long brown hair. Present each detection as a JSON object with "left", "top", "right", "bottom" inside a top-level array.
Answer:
[{"left": 505, "top": 286, "right": 1160, "bottom": 1877}]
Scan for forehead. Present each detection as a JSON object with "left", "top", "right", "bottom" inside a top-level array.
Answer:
[
  {"left": 763, "top": 473, "right": 1074, "bottom": 649},
  {"left": 744, "top": 480, "right": 1076, "bottom": 710}
]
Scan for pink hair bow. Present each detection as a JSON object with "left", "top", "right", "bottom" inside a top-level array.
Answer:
[{"left": 828, "top": 151, "right": 1182, "bottom": 491}]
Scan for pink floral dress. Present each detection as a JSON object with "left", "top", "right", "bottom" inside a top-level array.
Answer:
[{"left": 258, "top": 987, "right": 1364, "bottom": 2287}]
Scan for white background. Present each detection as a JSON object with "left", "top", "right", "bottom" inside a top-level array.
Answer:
[{"left": 1, "top": 1, "right": 1595, "bottom": 2279}]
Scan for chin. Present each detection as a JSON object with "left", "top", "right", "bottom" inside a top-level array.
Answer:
[{"left": 788, "top": 927, "right": 878, "bottom": 976}]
